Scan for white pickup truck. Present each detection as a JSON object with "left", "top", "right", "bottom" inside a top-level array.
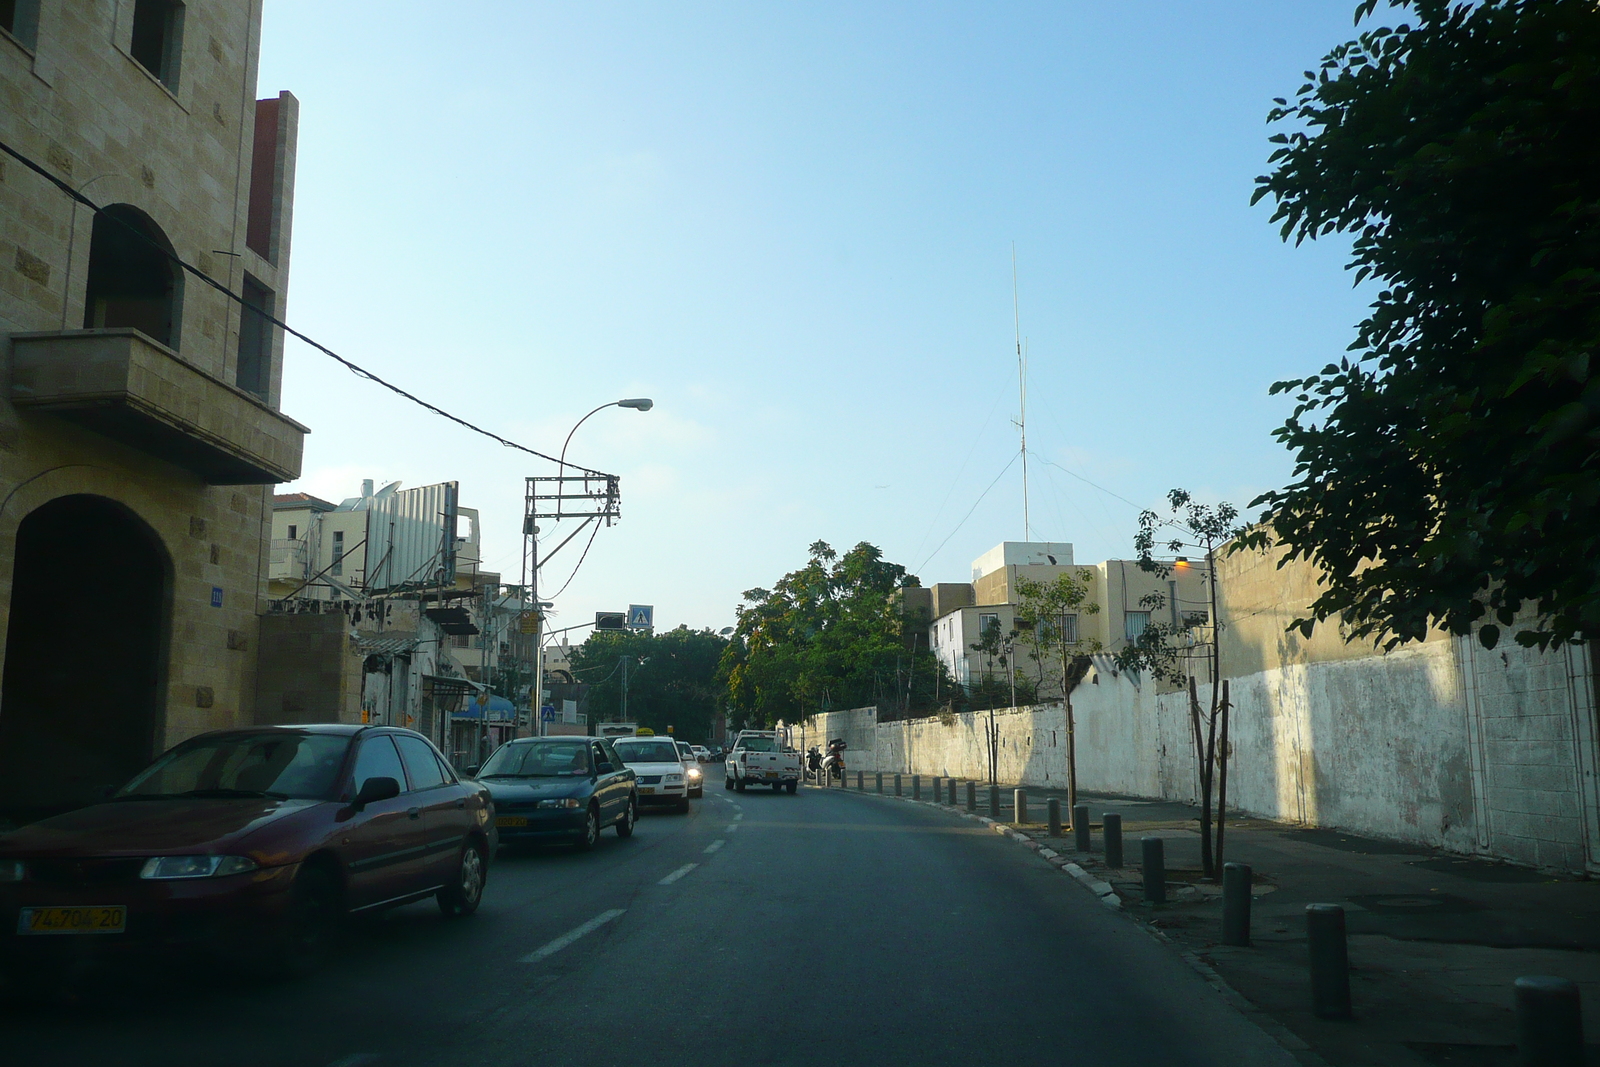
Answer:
[{"left": 724, "top": 730, "right": 801, "bottom": 794}]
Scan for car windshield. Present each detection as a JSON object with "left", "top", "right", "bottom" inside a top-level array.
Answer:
[
  {"left": 117, "top": 732, "right": 350, "bottom": 800},
  {"left": 613, "top": 741, "right": 682, "bottom": 764},
  {"left": 736, "top": 736, "right": 777, "bottom": 752},
  {"left": 677, "top": 745, "right": 693, "bottom": 758},
  {"left": 479, "top": 741, "right": 590, "bottom": 778}
]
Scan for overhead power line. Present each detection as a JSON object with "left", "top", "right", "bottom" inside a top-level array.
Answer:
[{"left": 0, "top": 138, "right": 608, "bottom": 479}]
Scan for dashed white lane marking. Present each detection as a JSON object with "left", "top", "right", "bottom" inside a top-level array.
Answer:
[
  {"left": 326, "top": 1055, "right": 381, "bottom": 1067},
  {"left": 704, "top": 839, "right": 725, "bottom": 854},
  {"left": 734, "top": 812, "right": 744, "bottom": 820},
  {"left": 519, "top": 909, "right": 626, "bottom": 963},
  {"left": 658, "top": 863, "right": 699, "bottom": 885},
  {"left": 726, "top": 823, "right": 739, "bottom": 832}
]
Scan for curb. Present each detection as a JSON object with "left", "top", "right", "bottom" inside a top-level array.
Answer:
[{"left": 819, "top": 782, "right": 1331, "bottom": 1067}]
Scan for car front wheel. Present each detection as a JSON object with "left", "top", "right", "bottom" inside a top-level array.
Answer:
[
  {"left": 575, "top": 804, "right": 601, "bottom": 851},
  {"left": 438, "top": 841, "right": 486, "bottom": 917},
  {"left": 266, "top": 866, "right": 340, "bottom": 978}
]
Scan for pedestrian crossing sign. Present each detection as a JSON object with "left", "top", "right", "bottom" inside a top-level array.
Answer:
[{"left": 627, "top": 604, "right": 653, "bottom": 630}]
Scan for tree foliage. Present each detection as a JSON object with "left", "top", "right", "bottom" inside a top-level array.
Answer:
[
  {"left": 1248, "top": 0, "right": 1600, "bottom": 651},
  {"left": 720, "top": 541, "right": 950, "bottom": 725},
  {"left": 569, "top": 626, "right": 728, "bottom": 743},
  {"left": 1013, "top": 570, "right": 1102, "bottom": 698}
]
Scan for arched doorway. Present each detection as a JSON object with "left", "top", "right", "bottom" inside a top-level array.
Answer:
[
  {"left": 0, "top": 495, "right": 171, "bottom": 820},
  {"left": 82, "top": 204, "right": 182, "bottom": 349}
]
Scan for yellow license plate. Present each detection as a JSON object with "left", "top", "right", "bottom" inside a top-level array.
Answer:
[
  {"left": 19, "top": 906, "right": 126, "bottom": 935},
  {"left": 639, "top": 787, "right": 655, "bottom": 795},
  {"left": 764, "top": 771, "right": 778, "bottom": 777},
  {"left": 495, "top": 816, "right": 528, "bottom": 828}
]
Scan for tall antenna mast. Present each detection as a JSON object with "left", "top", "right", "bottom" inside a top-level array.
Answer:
[{"left": 1012, "top": 244, "right": 1030, "bottom": 540}]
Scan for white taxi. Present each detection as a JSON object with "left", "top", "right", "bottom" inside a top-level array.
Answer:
[{"left": 611, "top": 737, "right": 692, "bottom": 813}]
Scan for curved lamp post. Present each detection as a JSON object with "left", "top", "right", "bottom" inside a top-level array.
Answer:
[
  {"left": 532, "top": 398, "right": 653, "bottom": 735},
  {"left": 559, "top": 398, "right": 654, "bottom": 475}
]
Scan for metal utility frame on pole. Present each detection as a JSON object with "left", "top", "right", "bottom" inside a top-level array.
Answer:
[{"left": 520, "top": 472, "right": 621, "bottom": 737}]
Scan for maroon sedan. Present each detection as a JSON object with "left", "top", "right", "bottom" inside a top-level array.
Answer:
[{"left": 0, "top": 724, "right": 496, "bottom": 977}]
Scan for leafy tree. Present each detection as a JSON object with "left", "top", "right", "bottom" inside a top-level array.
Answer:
[
  {"left": 721, "top": 541, "right": 952, "bottom": 725},
  {"left": 1014, "top": 570, "right": 1102, "bottom": 819},
  {"left": 1248, "top": 0, "right": 1600, "bottom": 652},
  {"left": 1115, "top": 490, "right": 1245, "bottom": 877},
  {"left": 569, "top": 626, "right": 728, "bottom": 743}
]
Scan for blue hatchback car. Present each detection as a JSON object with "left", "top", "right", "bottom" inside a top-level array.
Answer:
[{"left": 475, "top": 737, "right": 638, "bottom": 850}]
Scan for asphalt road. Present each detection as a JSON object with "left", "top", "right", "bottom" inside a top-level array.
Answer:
[{"left": 5, "top": 781, "right": 1297, "bottom": 1067}]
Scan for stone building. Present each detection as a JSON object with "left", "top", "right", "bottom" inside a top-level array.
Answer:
[{"left": 0, "top": 2, "right": 304, "bottom": 819}]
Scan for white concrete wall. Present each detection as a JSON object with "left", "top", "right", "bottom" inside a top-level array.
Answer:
[{"left": 790, "top": 637, "right": 1598, "bottom": 872}]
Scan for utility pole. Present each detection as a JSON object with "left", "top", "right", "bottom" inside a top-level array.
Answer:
[{"left": 620, "top": 654, "right": 629, "bottom": 722}]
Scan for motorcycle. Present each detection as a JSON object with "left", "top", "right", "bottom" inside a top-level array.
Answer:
[
  {"left": 821, "top": 738, "right": 847, "bottom": 782},
  {"left": 804, "top": 745, "right": 823, "bottom": 781}
]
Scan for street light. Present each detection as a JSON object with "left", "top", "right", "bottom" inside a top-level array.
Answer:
[
  {"left": 531, "top": 399, "right": 655, "bottom": 736},
  {"left": 558, "top": 398, "right": 655, "bottom": 475}
]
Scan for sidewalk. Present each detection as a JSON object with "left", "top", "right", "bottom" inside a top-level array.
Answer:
[{"left": 839, "top": 774, "right": 1600, "bottom": 1066}]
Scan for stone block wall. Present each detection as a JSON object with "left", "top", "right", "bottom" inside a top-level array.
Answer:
[{"left": 256, "top": 612, "right": 363, "bottom": 726}]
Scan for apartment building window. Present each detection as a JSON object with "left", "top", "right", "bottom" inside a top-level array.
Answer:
[
  {"left": 1, "top": 0, "right": 41, "bottom": 50},
  {"left": 286, "top": 524, "right": 297, "bottom": 541},
  {"left": 130, "top": 0, "right": 185, "bottom": 89},
  {"left": 331, "top": 531, "right": 344, "bottom": 576},
  {"left": 236, "top": 277, "right": 274, "bottom": 398},
  {"left": 84, "top": 205, "right": 181, "bottom": 347},
  {"left": 1060, "top": 613, "right": 1079, "bottom": 645},
  {"left": 1124, "top": 611, "right": 1151, "bottom": 642},
  {"left": 979, "top": 613, "right": 1000, "bottom": 637},
  {"left": 451, "top": 633, "right": 470, "bottom": 649}
]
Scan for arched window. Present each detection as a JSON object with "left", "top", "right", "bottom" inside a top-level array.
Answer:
[{"left": 83, "top": 204, "right": 182, "bottom": 349}]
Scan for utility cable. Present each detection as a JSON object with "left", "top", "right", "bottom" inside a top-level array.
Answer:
[
  {"left": 546, "top": 519, "right": 602, "bottom": 600},
  {"left": 0, "top": 137, "right": 609, "bottom": 479},
  {"left": 916, "top": 452, "right": 1020, "bottom": 574}
]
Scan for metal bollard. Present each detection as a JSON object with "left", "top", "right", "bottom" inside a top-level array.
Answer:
[
  {"left": 988, "top": 784, "right": 1000, "bottom": 818},
  {"left": 913, "top": 774, "right": 921, "bottom": 800},
  {"left": 1222, "top": 862, "right": 1252, "bottom": 947},
  {"left": 1142, "top": 837, "right": 1166, "bottom": 904},
  {"left": 966, "top": 781, "right": 976, "bottom": 812},
  {"left": 1306, "top": 904, "right": 1352, "bottom": 1020},
  {"left": 944, "top": 778, "right": 955, "bottom": 805},
  {"left": 1074, "top": 804, "right": 1091, "bottom": 853},
  {"left": 933, "top": 777, "right": 942, "bottom": 804},
  {"left": 1047, "top": 797, "right": 1062, "bottom": 838},
  {"left": 1104, "top": 813, "right": 1123, "bottom": 868},
  {"left": 894, "top": 773, "right": 901, "bottom": 797},
  {"left": 1515, "top": 976, "right": 1584, "bottom": 1067},
  {"left": 876, "top": 772, "right": 883, "bottom": 794},
  {"left": 1014, "top": 789, "right": 1028, "bottom": 824},
  {"left": 857, "top": 771, "right": 863, "bottom": 791}
]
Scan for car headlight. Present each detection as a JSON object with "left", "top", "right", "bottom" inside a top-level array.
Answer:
[
  {"left": 536, "top": 798, "right": 584, "bottom": 809},
  {"left": 665, "top": 773, "right": 683, "bottom": 783},
  {"left": 0, "top": 860, "right": 26, "bottom": 883},
  {"left": 686, "top": 767, "right": 702, "bottom": 779},
  {"left": 139, "top": 855, "right": 259, "bottom": 880}
]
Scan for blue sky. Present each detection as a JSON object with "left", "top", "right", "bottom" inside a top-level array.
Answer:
[{"left": 260, "top": 1, "right": 1376, "bottom": 634}]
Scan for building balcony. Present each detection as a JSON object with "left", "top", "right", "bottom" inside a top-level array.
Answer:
[
  {"left": 269, "top": 537, "right": 309, "bottom": 577},
  {"left": 8, "top": 329, "right": 307, "bottom": 485}
]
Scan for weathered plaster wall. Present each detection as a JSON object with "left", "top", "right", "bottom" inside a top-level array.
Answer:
[{"left": 789, "top": 635, "right": 1598, "bottom": 871}]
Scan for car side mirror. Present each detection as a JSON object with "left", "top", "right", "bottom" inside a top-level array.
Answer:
[
  {"left": 464, "top": 765, "right": 480, "bottom": 777},
  {"left": 353, "top": 776, "right": 401, "bottom": 809},
  {"left": 596, "top": 762, "right": 615, "bottom": 774}
]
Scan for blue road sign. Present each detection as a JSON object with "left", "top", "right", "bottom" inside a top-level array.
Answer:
[
  {"left": 627, "top": 604, "right": 654, "bottom": 630},
  {"left": 541, "top": 705, "right": 556, "bottom": 721}
]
